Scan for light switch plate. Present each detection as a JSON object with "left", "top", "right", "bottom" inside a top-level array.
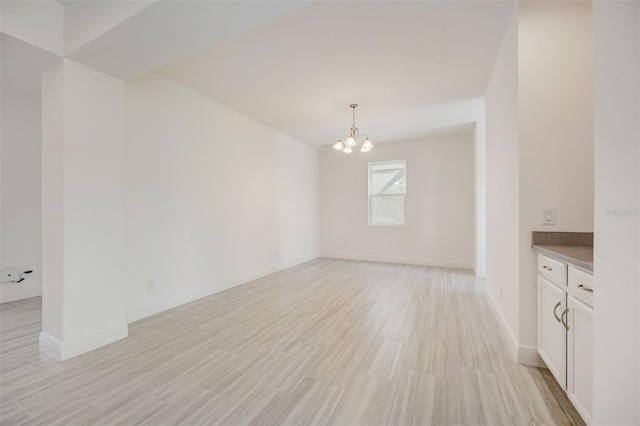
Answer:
[{"left": 542, "top": 207, "right": 556, "bottom": 225}]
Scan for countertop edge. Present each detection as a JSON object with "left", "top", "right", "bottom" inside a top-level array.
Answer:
[{"left": 532, "top": 245, "right": 594, "bottom": 273}]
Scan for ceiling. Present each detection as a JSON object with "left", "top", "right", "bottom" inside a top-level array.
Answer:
[
  {"left": 160, "top": 1, "right": 513, "bottom": 146},
  {"left": 2, "top": 0, "right": 515, "bottom": 149},
  {"left": 157, "top": 1, "right": 515, "bottom": 147}
]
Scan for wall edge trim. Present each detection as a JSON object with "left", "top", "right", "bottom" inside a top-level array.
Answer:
[
  {"left": 126, "top": 254, "right": 319, "bottom": 323},
  {"left": 39, "top": 324, "right": 128, "bottom": 361},
  {"left": 486, "top": 288, "right": 519, "bottom": 361},
  {"left": 319, "top": 253, "right": 473, "bottom": 270},
  {"left": 0, "top": 287, "right": 43, "bottom": 304},
  {"left": 517, "top": 344, "right": 545, "bottom": 368}
]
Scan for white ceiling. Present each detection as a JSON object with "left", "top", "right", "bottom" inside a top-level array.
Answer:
[
  {"left": 65, "top": 1, "right": 311, "bottom": 80},
  {"left": 158, "top": 1, "right": 515, "bottom": 148},
  {"left": 2, "top": 1, "right": 515, "bottom": 148}
]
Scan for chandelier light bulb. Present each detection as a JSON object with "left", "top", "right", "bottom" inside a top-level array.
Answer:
[
  {"left": 345, "top": 136, "right": 356, "bottom": 148},
  {"left": 362, "top": 139, "right": 373, "bottom": 150},
  {"left": 344, "top": 146, "right": 353, "bottom": 154},
  {"left": 333, "top": 140, "right": 344, "bottom": 151}
]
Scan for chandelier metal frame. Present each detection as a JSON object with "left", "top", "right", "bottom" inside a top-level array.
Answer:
[{"left": 332, "top": 103, "right": 373, "bottom": 154}]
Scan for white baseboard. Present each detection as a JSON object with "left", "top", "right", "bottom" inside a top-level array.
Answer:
[
  {"left": 485, "top": 287, "right": 545, "bottom": 367},
  {"left": 320, "top": 253, "right": 473, "bottom": 270},
  {"left": 517, "top": 344, "right": 545, "bottom": 367},
  {"left": 39, "top": 323, "right": 128, "bottom": 361},
  {"left": 39, "top": 332, "right": 63, "bottom": 360},
  {"left": 126, "top": 254, "right": 318, "bottom": 323},
  {"left": 486, "top": 289, "right": 519, "bottom": 361},
  {"left": 568, "top": 393, "right": 592, "bottom": 425},
  {"left": 0, "top": 286, "right": 42, "bottom": 304}
]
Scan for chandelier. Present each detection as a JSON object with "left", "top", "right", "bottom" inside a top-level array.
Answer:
[{"left": 332, "top": 103, "right": 373, "bottom": 154}]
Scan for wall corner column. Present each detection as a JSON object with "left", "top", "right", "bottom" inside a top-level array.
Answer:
[{"left": 41, "top": 59, "right": 127, "bottom": 360}]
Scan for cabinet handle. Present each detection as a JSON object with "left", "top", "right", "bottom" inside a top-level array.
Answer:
[
  {"left": 561, "top": 308, "right": 569, "bottom": 331},
  {"left": 553, "top": 301, "right": 562, "bottom": 323},
  {"left": 542, "top": 265, "right": 553, "bottom": 271},
  {"left": 578, "top": 284, "right": 594, "bottom": 293}
]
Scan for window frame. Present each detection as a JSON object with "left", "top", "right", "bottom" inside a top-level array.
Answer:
[{"left": 367, "top": 159, "right": 407, "bottom": 227}]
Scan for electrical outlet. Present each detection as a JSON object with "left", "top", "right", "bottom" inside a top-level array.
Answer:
[{"left": 146, "top": 280, "right": 155, "bottom": 292}]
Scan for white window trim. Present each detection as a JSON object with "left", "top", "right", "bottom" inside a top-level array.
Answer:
[{"left": 368, "top": 159, "right": 407, "bottom": 227}]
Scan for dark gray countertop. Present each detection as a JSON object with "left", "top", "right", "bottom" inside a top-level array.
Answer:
[{"left": 533, "top": 245, "right": 593, "bottom": 273}]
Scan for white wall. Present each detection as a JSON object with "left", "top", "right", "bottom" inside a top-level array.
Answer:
[
  {"left": 517, "top": 1, "right": 594, "bottom": 348},
  {"left": 319, "top": 132, "right": 475, "bottom": 269},
  {"left": 485, "top": 8, "right": 519, "bottom": 351},
  {"left": 593, "top": 1, "right": 640, "bottom": 423},
  {"left": 124, "top": 73, "right": 319, "bottom": 322},
  {"left": 0, "top": 87, "right": 42, "bottom": 303},
  {"left": 41, "top": 59, "right": 127, "bottom": 360},
  {"left": 366, "top": 98, "right": 486, "bottom": 275}
]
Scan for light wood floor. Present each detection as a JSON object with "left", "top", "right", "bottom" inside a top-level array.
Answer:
[{"left": 1, "top": 258, "right": 584, "bottom": 425}]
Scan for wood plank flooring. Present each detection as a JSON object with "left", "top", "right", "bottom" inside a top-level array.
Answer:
[{"left": 0, "top": 258, "right": 584, "bottom": 425}]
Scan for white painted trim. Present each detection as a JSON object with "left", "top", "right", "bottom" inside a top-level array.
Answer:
[
  {"left": 39, "top": 332, "right": 62, "bottom": 360},
  {"left": 486, "top": 289, "right": 545, "bottom": 367},
  {"left": 39, "top": 323, "right": 128, "bottom": 361},
  {"left": 320, "top": 253, "right": 473, "bottom": 270},
  {"left": 367, "top": 159, "right": 408, "bottom": 227},
  {"left": 486, "top": 289, "right": 518, "bottom": 361},
  {"left": 126, "top": 254, "right": 318, "bottom": 323},
  {"left": 517, "top": 344, "right": 545, "bottom": 367},
  {"left": 568, "top": 393, "right": 592, "bottom": 426},
  {"left": 475, "top": 268, "right": 486, "bottom": 278},
  {"left": 0, "top": 287, "right": 42, "bottom": 304}
]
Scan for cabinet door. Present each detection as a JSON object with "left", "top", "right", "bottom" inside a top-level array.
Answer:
[
  {"left": 567, "top": 295, "right": 593, "bottom": 425},
  {"left": 538, "top": 276, "right": 567, "bottom": 388}
]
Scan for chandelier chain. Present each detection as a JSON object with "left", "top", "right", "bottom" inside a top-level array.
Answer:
[{"left": 352, "top": 105, "right": 356, "bottom": 127}]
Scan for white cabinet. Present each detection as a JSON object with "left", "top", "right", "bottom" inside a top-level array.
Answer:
[
  {"left": 568, "top": 266, "right": 594, "bottom": 308},
  {"left": 567, "top": 295, "right": 593, "bottom": 425},
  {"left": 536, "top": 254, "right": 593, "bottom": 425},
  {"left": 537, "top": 275, "right": 567, "bottom": 387},
  {"left": 537, "top": 253, "right": 568, "bottom": 287}
]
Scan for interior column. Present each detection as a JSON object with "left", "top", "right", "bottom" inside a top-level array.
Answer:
[{"left": 40, "top": 59, "right": 127, "bottom": 360}]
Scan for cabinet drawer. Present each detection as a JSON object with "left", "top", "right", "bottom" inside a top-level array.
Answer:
[
  {"left": 538, "top": 254, "right": 567, "bottom": 287},
  {"left": 568, "top": 266, "right": 594, "bottom": 308}
]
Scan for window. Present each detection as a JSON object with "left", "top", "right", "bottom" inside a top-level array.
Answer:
[{"left": 368, "top": 160, "right": 407, "bottom": 226}]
